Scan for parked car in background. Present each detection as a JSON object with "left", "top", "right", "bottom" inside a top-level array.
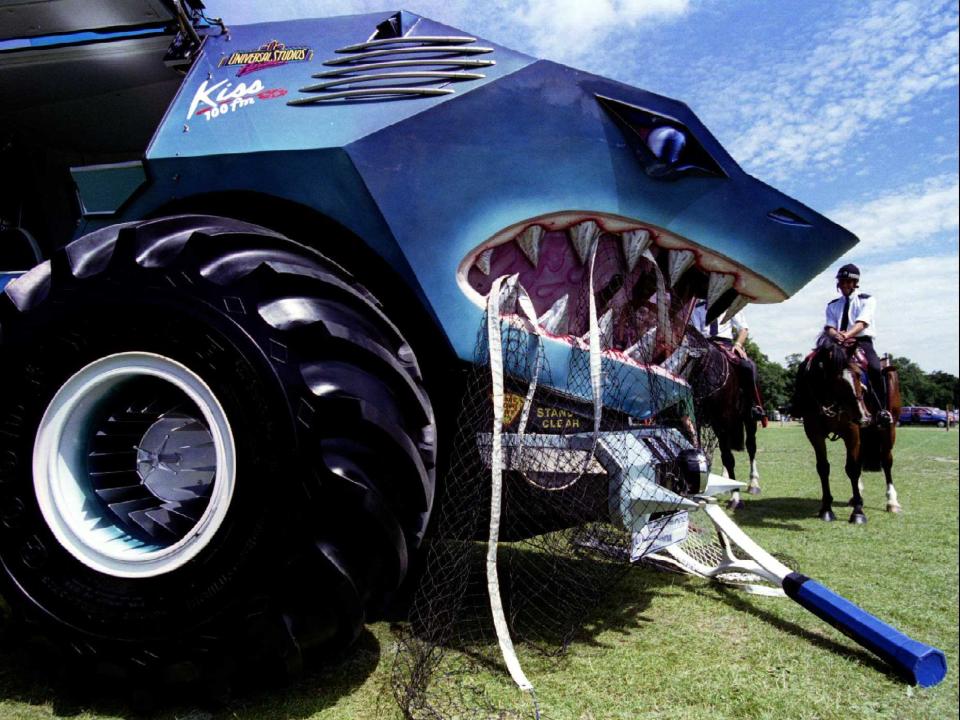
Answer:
[{"left": 898, "top": 406, "right": 948, "bottom": 427}]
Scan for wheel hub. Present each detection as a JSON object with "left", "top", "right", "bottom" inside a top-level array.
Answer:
[
  {"left": 136, "top": 413, "right": 216, "bottom": 503},
  {"left": 33, "top": 352, "right": 236, "bottom": 578}
]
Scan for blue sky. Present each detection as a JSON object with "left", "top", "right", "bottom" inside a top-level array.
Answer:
[{"left": 207, "top": 0, "right": 959, "bottom": 373}]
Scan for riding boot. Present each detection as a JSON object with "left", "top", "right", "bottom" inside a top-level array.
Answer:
[
  {"left": 858, "top": 338, "right": 890, "bottom": 426},
  {"left": 875, "top": 376, "right": 892, "bottom": 426},
  {"left": 868, "top": 371, "right": 891, "bottom": 426}
]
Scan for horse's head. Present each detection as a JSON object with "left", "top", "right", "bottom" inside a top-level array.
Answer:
[
  {"left": 813, "top": 333, "right": 849, "bottom": 374},
  {"left": 804, "top": 334, "right": 870, "bottom": 423}
]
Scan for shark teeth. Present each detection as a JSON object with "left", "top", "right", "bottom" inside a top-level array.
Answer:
[
  {"left": 537, "top": 294, "right": 569, "bottom": 335},
  {"left": 578, "top": 307, "right": 616, "bottom": 347},
  {"left": 569, "top": 220, "right": 601, "bottom": 265},
  {"left": 706, "top": 272, "right": 736, "bottom": 310},
  {"left": 661, "top": 343, "right": 697, "bottom": 378},
  {"left": 653, "top": 264, "right": 672, "bottom": 345},
  {"left": 621, "top": 229, "right": 652, "bottom": 273},
  {"left": 721, "top": 293, "right": 750, "bottom": 323},
  {"left": 462, "top": 215, "right": 777, "bottom": 375},
  {"left": 475, "top": 247, "right": 494, "bottom": 275},
  {"left": 598, "top": 308, "right": 614, "bottom": 348},
  {"left": 497, "top": 273, "right": 520, "bottom": 312},
  {"left": 668, "top": 249, "right": 696, "bottom": 286},
  {"left": 702, "top": 473, "right": 747, "bottom": 497},
  {"left": 516, "top": 225, "right": 544, "bottom": 267},
  {"left": 624, "top": 329, "right": 656, "bottom": 362}
]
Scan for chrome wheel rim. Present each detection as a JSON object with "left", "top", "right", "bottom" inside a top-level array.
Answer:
[{"left": 33, "top": 352, "right": 236, "bottom": 578}]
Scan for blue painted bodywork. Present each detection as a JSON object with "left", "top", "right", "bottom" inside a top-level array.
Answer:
[
  {"left": 73, "top": 9, "right": 857, "bottom": 416},
  {"left": 0, "top": 273, "right": 23, "bottom": 292}
]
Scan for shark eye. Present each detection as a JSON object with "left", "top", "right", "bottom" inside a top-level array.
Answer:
[{"left": 646, "top": 126, "right": 686, "bottom": 164}]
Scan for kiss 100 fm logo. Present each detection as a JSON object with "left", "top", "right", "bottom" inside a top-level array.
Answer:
[{"left": 219, "top": 39, "right": 314, "bottom": 77}]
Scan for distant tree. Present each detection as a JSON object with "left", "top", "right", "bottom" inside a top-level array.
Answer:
[
  {"left": 924, "top": 371, "right": 959, "bottom": 408},
  {"left": 727, "top": 342, "right": 957, "bottom": 417},
  {"left": 892, "top": 356, "right": 930, "bottom": 407},
  {"left": 783, "top": 353, "right": 805, "bottom": 407},
  {"left": 785, "top": 353, "right": 804, "bottom": 373},
  {"left": 743, "top": 338, "right": 791, "bottom": 414}
]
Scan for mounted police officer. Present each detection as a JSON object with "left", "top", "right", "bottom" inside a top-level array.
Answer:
[
  {"left": 824, "top": 263, "right": 891, "bottom": 426},
  {"left": 690, "top": 300, "right": 765, "bottom": 422}
]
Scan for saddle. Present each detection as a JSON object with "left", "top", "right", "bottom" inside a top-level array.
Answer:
[
  {"left": 709, "top": 340, "right": 765, "bottom": 424},
  {"left": 713, "top": 340, "right": 744, "bottom": 366},
  {"left": 803, "top": 341, "right": 896, "bottom": 423},
  {"left": 849, "top": 346, "right": 868, "bottom": 372},
  {"left": 803, "top": 344, "right": 866, "bottom": 374}
]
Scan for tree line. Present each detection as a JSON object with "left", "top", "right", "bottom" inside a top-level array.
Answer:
[{"left": 741, "top": 339, "right": 960, "bottom": 414}]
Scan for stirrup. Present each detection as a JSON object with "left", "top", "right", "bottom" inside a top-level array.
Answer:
[
  {"left": 751, "top": 406, "right": 765, "bottom": 421},
  {"left": 877, "top": 410, "right": 892, "bottom": 427}
]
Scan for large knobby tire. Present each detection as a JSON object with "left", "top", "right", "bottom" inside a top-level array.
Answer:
[{"left": 0, "top": 215, "right": 435, "bottom": 688}]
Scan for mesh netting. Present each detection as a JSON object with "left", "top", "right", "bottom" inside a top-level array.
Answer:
[{"left": 391, "top": 228, "right": 736, "bottom": 719}]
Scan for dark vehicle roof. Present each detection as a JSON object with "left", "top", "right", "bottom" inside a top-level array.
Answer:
[{"left": 0, "top": 0, "right": 174, "bottom": 42}]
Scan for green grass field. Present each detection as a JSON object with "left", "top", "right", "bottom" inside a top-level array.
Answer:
[{"left": 0, "top": 425, "right": 956, "bottom": 720}]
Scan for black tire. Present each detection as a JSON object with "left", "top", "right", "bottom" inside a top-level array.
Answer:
[{"left": 0, "top": 215, "right": 435, "bottom": 688}]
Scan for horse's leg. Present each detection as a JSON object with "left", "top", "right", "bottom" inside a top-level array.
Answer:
[
  {"left": 882, "top": 430, "right": 901, "bottom": 513},
  {"left": 845, "top": 426, "right": 867, "bottom": 524},
  {"left": 847, "top": 477, "right": 865, "bottom": 506},
  {"left": 745, "top": 420, "right": 760, "bottom": 495},
  {"left": 719, "top": 435, "right": 744, "bottom": 510},
  {"left": 884, "top": 465, "right": 900, "bottom": 513},
  {"left": 804, "top": 422, "right": 835, "bottom": 521}
]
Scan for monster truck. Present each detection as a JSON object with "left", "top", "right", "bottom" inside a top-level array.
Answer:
[{"left": 0, "top": 0, "right": 856, "bottom": 688}]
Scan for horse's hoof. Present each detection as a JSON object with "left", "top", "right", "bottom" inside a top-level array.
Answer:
[
  {"left": 726, "top": 498, "right": 745, "bottom": 511},
  {"left": 819, "top": 510, "right": 836, "bottom": 522},
  {"left": 886, "top": 503, "right": 902, "bottom": 514},
  {"left": 747, "top": 485, "right": 761, "bottom": 496},
  {"left": 849, "top": 512, "right": 868, "bottom": 525}
]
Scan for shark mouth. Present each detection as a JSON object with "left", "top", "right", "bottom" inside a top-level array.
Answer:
[{"left": 456, "top": 212, "right": 785, "bottom": 367}]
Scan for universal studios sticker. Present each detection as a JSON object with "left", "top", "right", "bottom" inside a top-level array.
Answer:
[
  {"left": 630, "top": 511, "right": 688, "bottom": 562},
  {"left": 219, "top": 39, "right": 314, "bottom": 77}
]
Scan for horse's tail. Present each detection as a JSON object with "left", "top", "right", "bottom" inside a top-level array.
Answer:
[{"left": 860, "top": 428, "right": 882, "bottom": 472}]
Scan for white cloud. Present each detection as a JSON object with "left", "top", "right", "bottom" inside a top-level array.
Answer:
[
  {"left": 750, "top": 171, "right": 959, "bottom": 374},
  {"left": 695, "top": 0, "right": 959, "bottom": 180},
  {"left": 209, "top": 0, "right": 694, "bottom": 65},
  {"left": 510, "top": 0, "right": 692, "bottom": 62},
  {"left": 749, "top": 253, "right": 959, "bottom": 374},
  {"left": 829, "top": 175, "right": 960, "bottom": 256}
]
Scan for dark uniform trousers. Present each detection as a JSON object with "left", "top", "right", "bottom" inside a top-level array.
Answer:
[{"left": 855, "top": 336, "right": 887, "bottom": 409}]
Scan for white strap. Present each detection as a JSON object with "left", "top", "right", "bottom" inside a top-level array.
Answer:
[
  {"left": 484, "top": 236, "right": 604, "bottom": 697},
  {"left": 486, "top": 276, "right": 534, "bottom": 692},
  {"left": 587, "top": 244, "right": 602, "bottom": 440},
  {"left": 701, "top": 503, "right": 792, "bottom": 580}
]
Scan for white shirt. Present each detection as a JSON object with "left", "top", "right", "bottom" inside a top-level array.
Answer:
[
  {"left": 690, "top": 300, "right": 748, "bottom": 340},
  {"left": 825, "top": 292, "right": 876, "bottom": 339}
]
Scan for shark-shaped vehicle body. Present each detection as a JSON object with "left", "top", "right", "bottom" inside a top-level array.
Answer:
[{"left": 4, "top": 0, "right": 912, "bottom": 693}]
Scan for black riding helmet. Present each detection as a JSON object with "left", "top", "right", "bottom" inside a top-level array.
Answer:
[{"left": 836, "top": 263, "right": 860, "bottom": 281}]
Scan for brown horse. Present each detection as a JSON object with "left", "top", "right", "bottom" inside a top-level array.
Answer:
[
  {"left": 687, "top": 331, "right": 761, "bottom": 509},
  {"left": 793, "top": 334, "right": 901, "bottom": 523}
]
